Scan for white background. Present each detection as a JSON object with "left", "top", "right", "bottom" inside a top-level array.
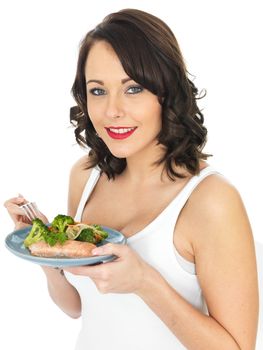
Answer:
[{"left": 0, "top": 0, "right": 262, "bottom": 348}]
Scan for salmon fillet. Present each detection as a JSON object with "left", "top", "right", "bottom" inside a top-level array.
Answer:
[{"left": 28, "top": 240, "right": 96, "bottom": 258}]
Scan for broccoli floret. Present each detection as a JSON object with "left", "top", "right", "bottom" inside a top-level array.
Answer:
[
  {"left": 50, "top": 214, "right": 75, "bottom": 233},
  {"left": 43, "top": 228, "right": 68, "bottom": 246},
  {"left": 76, "top": 225, "right": 108, "bottom": 244},
  {"left": 24, "top": 218, "right": 49, "bottom": 248},
  {"left": 76, "top": 228, "right": 97, "bottom": 243},
  {"left": 93, "top": 225, "right": 108, "bottom": 239}
]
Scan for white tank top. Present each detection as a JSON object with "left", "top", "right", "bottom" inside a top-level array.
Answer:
[{"left": 65, "top": 166, "right": 218, "bottom": 350}]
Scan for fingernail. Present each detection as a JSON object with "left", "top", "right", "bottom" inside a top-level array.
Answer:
[{"left": 92, "top": 248, "right": 101, "bottom": 255}]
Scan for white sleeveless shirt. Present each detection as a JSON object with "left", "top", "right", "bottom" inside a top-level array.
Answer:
[{"left": 65, "top": 166, "right": 218, "bottom": 350}]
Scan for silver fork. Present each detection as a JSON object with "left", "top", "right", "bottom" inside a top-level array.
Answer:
[{"left": 20, "top": 202, "right": 39, "bottom": 222}]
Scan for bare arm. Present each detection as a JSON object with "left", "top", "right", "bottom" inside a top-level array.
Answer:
[
  {"left": 42, "top": 155, "right": 92, "bottom": 318},
  {"left": 41, "top": 266, "right": 81, "bottom": 318},
  {"left": 4, "top": 156, "right": 92, "bottom": 319},
  {"left": 138, "top": 176, "right": 259, "bottom": 349}
]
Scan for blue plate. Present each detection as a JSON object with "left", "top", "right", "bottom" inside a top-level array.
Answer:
[{"left": 5, "top": 226, "right": 127, "bottom": 267}]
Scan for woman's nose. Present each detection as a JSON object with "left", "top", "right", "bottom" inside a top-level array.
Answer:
[{"left": 105, "top": 94, "right": 124, "bottom": 119}]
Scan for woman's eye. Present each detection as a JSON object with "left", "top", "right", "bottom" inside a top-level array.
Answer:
[
  {"left": 89, "top": 88, "right": 106, "bottom": 96},
  {"left": 126, "top": 86, "right": 144, "bottom": 94}
]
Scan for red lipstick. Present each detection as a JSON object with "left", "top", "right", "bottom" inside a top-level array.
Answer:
[{"left": 105, "top": 127, "right": 137, "bottom": 140}]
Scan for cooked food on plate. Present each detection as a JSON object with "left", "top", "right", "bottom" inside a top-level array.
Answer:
[
  {"left": 29, "top": 240, "right": 96, "bottom": 258},
  {"left": 23, "top": 214, "right": 108, "bottom": 258}
]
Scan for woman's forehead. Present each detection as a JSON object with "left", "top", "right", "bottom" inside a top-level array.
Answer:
[{"left": 85, "top": 41, "right": 128, "bottom": 82}]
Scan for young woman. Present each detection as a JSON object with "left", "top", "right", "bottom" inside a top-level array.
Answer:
[{"left": 4, "top": 9, "right": 258, "bottom": 350}]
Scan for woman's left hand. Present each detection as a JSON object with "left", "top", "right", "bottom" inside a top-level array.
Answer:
[{"left": 65, "top": 243, "right": 151, "bottom": 294}]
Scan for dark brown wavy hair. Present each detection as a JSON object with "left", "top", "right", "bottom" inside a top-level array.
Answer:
[{"left": 70, "top": 8, "right": 210, "bottom": 180}]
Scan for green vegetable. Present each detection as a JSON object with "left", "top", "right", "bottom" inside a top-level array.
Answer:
[
  {"left": 23, "top": 214, "right": 108, "bottom": 248},
  {"left": 24, "top": 214, "right": 75, "bottom": 247},
  {"left": 76, "top": 224, "right": 108, "bottom": 244},
  {"left": 50, "top": 214, "right": 75, "bottom": 233},
  {"left": 24, "top": 218, "right": 50, "bottom": 247},
  {"left": 44, "top": 227, "right": 68, "bottom": 246},
  {"left": 76, "top": 228, "right": 97, "bottom": 243}
]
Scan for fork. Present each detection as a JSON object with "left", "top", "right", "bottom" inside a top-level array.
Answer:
[{"left": 20, "top": 202, "right": 39, "bottom": 222}]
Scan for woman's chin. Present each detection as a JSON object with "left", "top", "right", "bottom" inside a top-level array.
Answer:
[
  {"left": 109, "top": 150, "right": 129, "bottom": 159},
  {"left": 107, "top": 147, "right": 133, "bottom": 159}
]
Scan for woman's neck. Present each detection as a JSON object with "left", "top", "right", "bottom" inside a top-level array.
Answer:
[{"left": 121, "top": 143, "right": 169, "bottom": 185}]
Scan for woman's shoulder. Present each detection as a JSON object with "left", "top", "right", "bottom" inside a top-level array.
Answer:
[
  {"left": 184, "top": 170, "right": 252, "bottom": 249},
  {"left": 175, "top": 169, "right": 254, "bottom": 275},
  {"left": 192, "top": 171, "right": 242, "bottom": 213},
  {"left": 68, "top": 154, "right": 94, "bottom": 217},
  {"left": 188, "top": 170, "right": 246, "bottom": 224},
  {"left": 70, "top": 154, "right": 93, "bottom": 175},
  {"left": 178, "top": 169, "right": 250, "bottom": 244}
]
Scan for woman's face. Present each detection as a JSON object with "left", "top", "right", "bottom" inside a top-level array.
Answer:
[{"left": 85, "top": 40, "right": 162, "bottom": 159}]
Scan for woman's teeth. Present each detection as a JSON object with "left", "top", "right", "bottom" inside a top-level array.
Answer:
[{"left": 109, "top": 127, "right": 136, "bottom": 134}]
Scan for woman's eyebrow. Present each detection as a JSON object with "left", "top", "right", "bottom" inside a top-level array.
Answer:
[
  {"left": 86, "top": 79, "right": 104, "bottom": 85},
  {"left": 86, "top": 77, "right": 132, "bottom": 85},
  {"left": 121, "top": 77, "right": 132, "bottom": 84}
]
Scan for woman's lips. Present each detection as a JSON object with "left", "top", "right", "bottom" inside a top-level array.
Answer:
[{"left": 105, "top": 127, "right": 137, "bottom": 140}]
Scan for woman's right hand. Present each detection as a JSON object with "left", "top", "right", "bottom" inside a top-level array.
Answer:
[{"left": 4, "top": 195, "right": 48, "bottom": 230}]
